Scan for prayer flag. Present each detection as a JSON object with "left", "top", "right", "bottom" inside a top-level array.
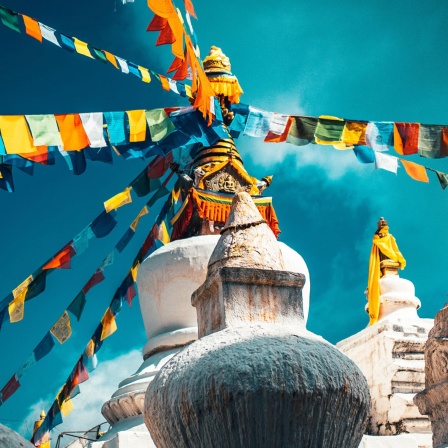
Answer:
[
  {"left": 138, "top": 66, "right": 151, "bottom": 83},
  {"left": 433, "top": 170, "right": 448, "bottom": 190},
  {"left": 100, "top": 308, "right": 117, "bottom": 340},
  {"left": 22, "top": 15, "right": 42, "bottom": 42},
  {"left": 0, "top": 6, "right": 20, "bottom": 32},
  {"left": 131, "top": 261, "right": 140, "bottom": 282},
  {"left": 72, "top": 226, "right": 94, "bottom": 255},
  {"left": 25, "top": 271, "right": 47, "bottom": 301},
  {"left": 286, "top": 116, "right": 317, "bottom": 146},
  {"left": 100, "top": 251, "right": 115, "bottom": 270},
  {"left": 400, "top": 159, "right": 429, "bottom": 183},
  {"left": 131, "top": 206, "right": 149, "bottom": 231},
  {"left": 159, "top": 75, "right": 170, "bottom": 91},
  {"left": 59, "top": 396, "right": 73, "bottom": 417},
  {"left": 82, "top": 352, "right": 98, "bottom": 372},
  {"left": 0, "top": 374, "right": 20, "bottom": 404},
  {"left": 38, "top": 23, "right": 61, "bottom": 47},
  {"left": 116, "top": 228, "right": 135, "bottom": 253},
  {"left": 184, "top": 0, "right": 197, "bottom": 18},
  {"left": 43, "top": 245, "right": 75, "bottom": 270},
  {"left": 67, "top": 148, "right": 87, "bottom": 175},
  {"left": 82, "top": 269, "right": 105, "bottom": 294},
  {"left": 418, "top": 125, "right": 448, "bottom": 159},
  {"left": 127, "top": 110, "right": 147, "bottom": 142},
  {"left": 104, "top": 112, "right": 127, "bottom": 146},
  {"left": 244, "top": 107, "right": 273, "bottom": 138},
  {"left": 0, "top": 115, "right": 38, "bottom": 155},
  {"left": 127, "top": 62, "right": 141, "bottom": 79},
  {"left": 92, "top": 48, "right": 108, "bottom": 64},
  {"left": 79, "top": 113, "right": 107, "bottom": 148},
  {"left": 55, "top": 114, "right": 90, "bottom": 151},
  {"left": 264, "top": 114, "right": 292, "bottom": 143},
  {"left": 104, "top": 51, "right": 119, "bottom": 69},
  {"left": 59, "top": 34, "right": 76, "bottom": 52},
  {"left": 34, "top": 332, "right": 55, "bottom": 361},
  {"left": 142, "top": 224, "right": 159, "bottom": 257},
  {"left": 67, "top": 291, "right": 86, "bottom": 321},
  {"left": 8, "top": 294, "right": 26, "bottom": 323},
  {"left": 71, "top": 356, "right": 89, "bottom": 387},
  {"left": 25, "top": 114, "right": 62, "bottom": 146},
  {"left": 375, "top": 152, "right": 398, "bottom": 174},
  {"left": 104, "top": 187, "right": 133, "bottom": 213},
  {"left": 16, "top": 353, "right": 36, "bottom": 379},
  {"left": 116, "top": 273, "right": 137, "bottom": 307},
  {"left": 73, "top": 37, "right": 94, "bottom": 58},
  {"left": 341, "top": 121, "right": 367, "bottom": 146},
  {"left": 47, "top": 401, "right": 63, "bottom": 428},
  {"left": 131, "top": 171, "right": 161, "bottom": 197},
  {"left": 148, "top": 153, "right": 173, "bottom": 178},
  {"left": 314, "top": 116, "right": 345, "bottom": 144},
  {"left": 365, "top": 122, "right": 394, "bottom": 152},
  {"left": 50, "top": 311, "right": 72, "bottom": 344},
  {"left": 158, "top": 221, "right": 170, "bottom": 245},
  {"left": 85, "top": 146, "right": 113, "bottom": 164},
  {"left": 147, "top": 186, "right": 170, "bottom": 208},
  {"left": 394, "top": 122, "right": 419, "bottom": 155},
  {"left": 110, "top": 294, "right": 123, "bottom": 316},
  {"left": 353, "top": 146, "right": 375, "bottom": 164},
  {"left": 116, "top": 56, "right": 130, "bottom": 74},
  {"left": 91, "top": 211, "right": 117, "bottom": 238},
  {"left": 146, "top": 109, "right": 175, "bottom": 142},
  {"left": 0, "top": 164, "right": 14, "bottom": 192}
]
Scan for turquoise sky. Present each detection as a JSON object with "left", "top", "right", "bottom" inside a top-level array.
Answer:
[{"left": 0, "top": 0, "right": 447, "bottom": 441}]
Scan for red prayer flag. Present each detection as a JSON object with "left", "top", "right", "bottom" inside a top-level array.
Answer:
[
  {"left": 147, "top": 14, "right": 168, "bottom": 31},
  {"left": 394, "top": 123, "right": 420, "bottom": 155},
  {"left": 142, "top": 225, "right": 159, "bottom": 257},
  {"left": 82, "top": 269, "right": 105, "bottom": 294},
  {"left": 264, "top": 117, "right": 293, "bottom": 143},
  {"left": 0, "top": 374, "right": 20, "bottom": 403},
  {"left": 71, "top": 357, "right": 89, "bottom": 387},
  {"left": 148, "top": 152, "right": 173, "bottom": 179},
  {"left": 156, "top": 22, "right": 175, "bottom": 46},
  {"left": 43, "top": 245, "right": 75, "bottom": 270}
]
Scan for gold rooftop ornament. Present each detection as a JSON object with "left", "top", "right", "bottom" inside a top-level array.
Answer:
[{"left": 366, "top": 217, "right": 406, "bottom": 325}]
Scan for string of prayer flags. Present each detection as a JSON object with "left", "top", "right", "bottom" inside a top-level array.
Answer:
[{"left": 0, "top": 6, "right": 20, "bottom": 33}]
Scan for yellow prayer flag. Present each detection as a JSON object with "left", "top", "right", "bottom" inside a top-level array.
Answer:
[
  {"left": 341, "top": 121, "right": 367, "bottom": 146},
  {"left": 50, "top": 311, "right": 72, "bottom": 344},
  {"left": 85, "top": 339, "right": 95, "bottom": 358},
  {"left": 138, "top": 66, "right": 151, "bottom": 83},
  {"left": 8, "top": 295, "right": 26, "bottom": 323},
  {"left": 0, "top": 115, "right": 38, "bottom": 155},
  {"left": 73, "top": 37, "right": 94, "bottom": 59},
  {"left": 172, "top": 185, "right": 181, "bottom": 203},
  {"left": 130, "top": 206, "right": 149, "bottom": 232},
  {"left": 185, "top": 85, "right": 192, "bottom": 98},
  {"left": 157, "top": 221, "right": 170, "bottom": 245},
  {"left": 131, "top": 261, "right": 140, "bottom": 282},
  {"left": 100, "top": 308, "right": 117, "bottom": 341},
  {"left": 104, "top": 187, "right": 133, "bottom": 213},
  {"left": 126, "top": 110, "right": 147, "bottom": 142},
  {"left": 13, "top": 275, "right": 33, "bottom": 299},
  {"left": 60, "top": 396, "right": 73, "bottom": 417}
]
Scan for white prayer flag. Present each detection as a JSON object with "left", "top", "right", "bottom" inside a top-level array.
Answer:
[
  {"left": 365, "top": 122, "right": 393, "bottom": 152},
  {"left": 79, "top": 113, "right": 107, "bottom": 148},
  {"left": 116, "top": 57, "right": 130, "bottom": 74},
  {"left": 244, "top": 106, "right": 273, "bottom": 138},
  {"left": 268, "top": 113, "right": 289, "bottom": 135},
  {"left": 375, "top": 151, "right": 398, "bottom": 174},
  {"left": 168, "top": 79, "right": 179, "bottom": 94},
  {"left": 39, "top": 23, "right": 61, "bottom": 47}
]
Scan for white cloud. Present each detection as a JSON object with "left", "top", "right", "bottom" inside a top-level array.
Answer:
[{"left": 20, "top": 350, "right": 142, "bottom": 443}]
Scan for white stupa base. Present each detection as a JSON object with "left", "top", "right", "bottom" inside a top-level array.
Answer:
[{"left": 359, "top": 433, "right": 432, "bottom": 448}]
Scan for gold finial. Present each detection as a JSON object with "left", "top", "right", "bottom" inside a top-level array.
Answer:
[
  {"left": 203, "top": 46, "right": 232, "bottom": 75},
  {"left": 40, "top": 410, "right": 46, "bottom": 419}
]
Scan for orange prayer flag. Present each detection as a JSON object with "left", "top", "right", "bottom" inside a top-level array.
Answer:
[
  {"left": 22, "top": 15, "right": 42, "bottom": 42},
  {"left": 55, "top": 114, "right": 90, "bottom": 151},
  {"left": 400, "top": 159, "right": 429, "bottom": 183},
  {"left": 103, "top": 50, "right": 119, "bottom": 69},
  {"left": 43, "top": 245, "right": 75, "bottom": 270},
  {"left": 0, "top": 115, "right": 37, "bottom": 155},
  {"left": 126, "top": 110, "right": 147, "bottom": 142},
  {"left": 159, "top": 75, "right": 171, "bottom": 91},
  {"left": 20, "top": 145, "right": 49, "bottom": 164},
  {"left": 184, "top": 0, "right": 197, "bottom": 19},
  {"left": 147, "top": 0, "right": 177, "bottom": 19}
]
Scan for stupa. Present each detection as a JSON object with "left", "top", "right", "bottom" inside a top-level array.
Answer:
[
  {"left": 144, "top": 191, "right": 370, "bottom": 448},
  {"left": 338, "top": 218, "right": 434, "bottom": 448},
  {"left": 89, "top": 47, "right": 310, "bottom": 448}
]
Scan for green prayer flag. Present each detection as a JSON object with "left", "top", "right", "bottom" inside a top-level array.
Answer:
[
  {"left": 314, "top": 117, "right": 345, "bottom": 143},
  {"left": 130, "top": 171, "right": 161, "bottom": 197},
  {"left": 25, "top": 115, "right": 62, "bottom": 146},
  {"left": 147, "top": 186, "right": 170, "bottom": 208},
  {"left": 435, "top": 170, "right": 448, "bottom": 190},
  {"left": 67, "top": 291, "right": 86, "bottom": 321},
  {"left": 92, "top": 48, "right": 108, "bottom": 64},
  {"left": 0, "top": 6, "right": 20, "bottom": 33},
  {"left": 146, "top": 109, "right": 175, "bottom": 142},
  {"left": 25, "top": 271, "right": 47, "bottom": 302},
  {"left": 286, "top": 117, "right": 318, "bottom": 146}
]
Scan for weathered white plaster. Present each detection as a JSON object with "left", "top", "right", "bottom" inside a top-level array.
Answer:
[
  {"left": 0, "top": 423, "right": 33, "bottom": 448},
  {"left": 338, "top": 272, "right": 433, "bottom": 447}
]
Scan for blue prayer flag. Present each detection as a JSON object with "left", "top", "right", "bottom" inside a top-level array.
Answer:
[
  {"left": 34, "top": 332, "right": 55, "bottom": 361},
  {"left": 91, "top": 211, "right": 117, "bottom": 238},
  {"left": 59, "top": 34, "right": 76, "bottom": 52},
  {"left": 104, "top": 112, "right": 127, "bottom": 146},
  {"left": 353, "top": 146, "right": 375, "bottom": 164}
]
